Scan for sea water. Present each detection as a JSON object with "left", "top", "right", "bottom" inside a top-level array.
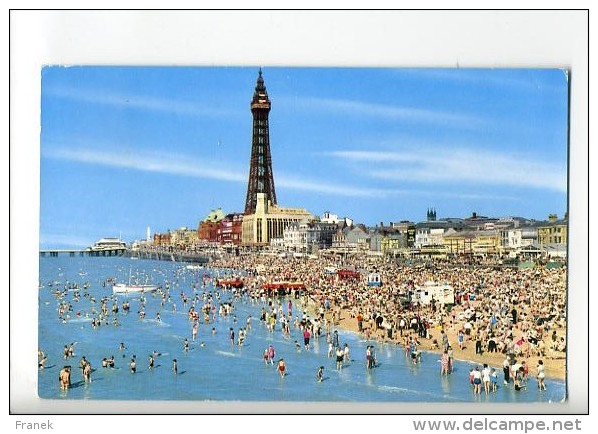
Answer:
[{"left": 38, "top": 256, "right": 566, "bottom": 403}]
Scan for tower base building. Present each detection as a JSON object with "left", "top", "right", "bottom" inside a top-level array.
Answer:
[{"left": 242, "top": 193, "right": 312, "bottom": 248}]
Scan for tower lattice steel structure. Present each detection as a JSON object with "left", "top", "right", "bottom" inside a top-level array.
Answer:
[{"left": 244, "top": 68, "right": 277, "bottom": 215}]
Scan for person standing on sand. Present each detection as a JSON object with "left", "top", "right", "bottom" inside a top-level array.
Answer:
[
  {"left": 441, "top": 330, "right": 449, "bottom": 352},
  {"left": 502, "top": 356, "right": 511, "bottom": 385}
]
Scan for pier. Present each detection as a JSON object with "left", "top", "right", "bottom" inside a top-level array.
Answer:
[
  {"left": 39, "top": 248, "right": 128, "bottom": 258},
  {"left": 39, "top": 248, "right": 209, "bottom": 264}
]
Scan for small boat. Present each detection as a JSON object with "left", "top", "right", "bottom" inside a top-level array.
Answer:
[
  {"left": 112, "top": 283, "right": 159, "bottom": 294},
  {"left": 112, "top": 265, "right": 158, "bottom": 294}
]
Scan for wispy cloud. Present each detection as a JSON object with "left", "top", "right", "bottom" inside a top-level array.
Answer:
[
  {"left": 397, "top": 69, "right": 568, "bottom": 93},
  {"left": 44, "top": 146, "right": 246, "bottom": 182},
  {"left": 44, "top": 86, "right": 235, "bottom": 118},
  {"left": 43, "top": 144, "right": 411, "bottom": 199},
  {"left": 276, "top": 176, "right": 400, "bottom": 198},
  {"left": 330, "top": 147, "right": 567, "bottom": 193},
  {"left": 283, "top": 96, "right": 485, "bottom": 129}
]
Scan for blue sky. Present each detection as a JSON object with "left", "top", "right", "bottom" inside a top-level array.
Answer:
[{"left": 39, "top": 67, "right": 569, "bottom": 249}]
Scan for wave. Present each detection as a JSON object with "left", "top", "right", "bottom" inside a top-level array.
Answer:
[
  {"left": 67, "top": 317, "right": 93, "bottom": 323},
  {"left": 214, "top": 351, "right": 237, "bottom": 357}
]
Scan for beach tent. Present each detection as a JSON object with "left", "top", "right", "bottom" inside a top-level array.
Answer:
[
  {"left": 411, "top": 281, "right": 454, "bottom": 305},
  {"left": 367, "top": 272, "right": 382, "bottom": 287}
]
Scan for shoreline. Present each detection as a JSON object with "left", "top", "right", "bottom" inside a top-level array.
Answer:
[
  {"left": 192, "top": 256, "right": 567, "bottom": 383},
  {"left": 205, "top": 255, "right": 568, "bottom": 383},
  {"left": 327, "top": 307, "right": 566, "bottom": 382},
  {"left": 294, "top": 293, "right": 565, "bottom": 382},
  {"left": 210, "top": 257, "right": 567, "bottom": 383}
]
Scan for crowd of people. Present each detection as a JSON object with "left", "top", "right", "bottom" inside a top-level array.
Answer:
[
  {"left": 210, "top": 252, "right": 567, "bottom": 385},
  {"left": 41, "top": 251, "right": 566, "bottom": 397}
]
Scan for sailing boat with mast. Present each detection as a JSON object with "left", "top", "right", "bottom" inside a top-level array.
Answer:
[{"left": 112, "top": 266, "right": 159, "bottom": 294}]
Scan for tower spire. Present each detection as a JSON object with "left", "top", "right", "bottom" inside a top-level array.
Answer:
[{"left": 245, "top": 68, "right": 277, "bottom": 215}]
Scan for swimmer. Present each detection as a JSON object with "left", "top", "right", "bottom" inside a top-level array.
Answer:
[
  {"left": 192, "top": 322, "right": 198, "bottom": 340},
  {"left": 294, "top": 340, "right": 301, "bottom": 352},
  {"left": 336, "top": 347, "right": 344, "bottom": 370},
  {"left": 172, "top": 359, "right": 177, "bottom": 375},
  {"left": 59, "top": 366, "right": 71, "bottom": 390},
  {"left": 79, "top": 356, "right": 87, "bottom": 374},
  {"left": 277, "top": 358, "right": 286, "bottom": 378},
  {"left": 130, "top": 358, "right": 136, "bottom": 374},
  {"left": 148, "top": 355, "right": 154, "bottom": 370},
  {"left": 83, "top": 361, "right": 92, "bottom": 383},
  {"left": 317, "top": 366, "right": 324, "bottom": 382},
  {"left": 38, "top": 355, "right": 47, "bottom": 370},
  {"left": 537, "top": 360, "right": 547, "bottom": 391},
  {"left": 183, "top": 339, "right": 189, "bottom": 352},
  {"left": 491, "top": 368, "right": 498, "bottom": 392}
]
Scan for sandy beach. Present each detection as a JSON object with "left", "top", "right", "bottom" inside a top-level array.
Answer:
[
  {"left": 211, "top": 253, "right": 568, "bottom": 383},
  {"left": 330, "top": 307, "right": 566, "bottom": 381}
]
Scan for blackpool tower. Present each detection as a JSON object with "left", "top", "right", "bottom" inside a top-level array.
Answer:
[{"left": 244, "top": 68, "right": 277, "bottom": 215}]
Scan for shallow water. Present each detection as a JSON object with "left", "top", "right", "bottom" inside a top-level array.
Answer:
[{"left": 38, "top": 256, "right": 566, "bottom": 403}]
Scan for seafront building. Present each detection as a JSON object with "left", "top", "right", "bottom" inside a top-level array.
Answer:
[{"left": 241, "top": 193, "right": 313, "bottom": 248}]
